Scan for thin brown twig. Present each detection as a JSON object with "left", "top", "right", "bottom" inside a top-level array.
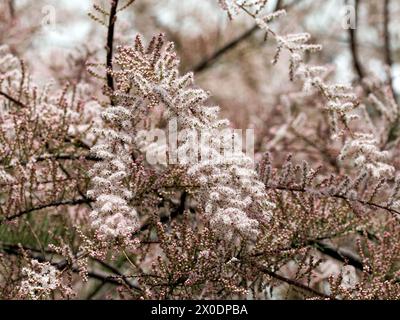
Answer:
[{"left": 0, "top": 243, "right": 142, "bottom": 292}]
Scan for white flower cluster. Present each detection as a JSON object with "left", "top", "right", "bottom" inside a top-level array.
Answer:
[
  {"left": 109, "top": 34, "right": 274, "bottom": 237},
  {"left": 18, "top": 260, "right": 61, "bottom": 300},
  {"left": 0, "top": 45, "right": 20, "bottom": 84},
  {"left": 218, "top": 0, "right": 269, "bottom": 19},
  {"left": 186, "top": 129, "right": 273, "bottom": 237},
  {"left": 0, "top": 46, "right": 19, "bottom": 184},
  {"left": 217, "top": 0, "right": 242, "bottom": 18},
  {"left": 87, "top": 127, "right": 140, "bottom": 243},
  {"left": 0, "top": 168, "right": 14, "bottom": 184},
  {"left": 369, "top": 93, "right": 398, "bottom": 124},
  {"left": 339, "top": 133, "right": 394, "bottom": 178},
  {"left": 87, "top": 75, "right": 142, "bottom": 243}
]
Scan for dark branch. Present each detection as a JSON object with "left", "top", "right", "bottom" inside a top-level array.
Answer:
[
  {"left": 0, "top": 90, "right": 27, "bottom": 108},
  {"left": 106, "top": 0, "right": 119, "bottom": 96},
  {"left": 251, "top": 261, "right": 331, "bottom": 299},
  {"left": 93, "top": 258, "right": 141, "bottom": 292},
  {"left": 191, "top": 25, "right": 258, "bottom": 73},
  {"left": 8, "top": 0, "right": 15, "bottom": 19},
  {"left": 190, "top": 0, "right": 285, "bottom": 73},
  {"left": 267, "top": 184, "right": 400, "bottom": 217},
  {"left": 253, "top": 233, "right": 364, "bottom": 272},
  {"left": 383, "top": 0, "right": 397, "bottom": 103},
  {"left": 312, "top": 241, "right": 363, "bottom": 270},
  {"left": 347, "top": 0, "right": 365, "bottom": 79},
  {"left": 133, "top": 192, "right": 187, "bottom": 236},
  {"left": 0, "top": 198, "right": 92, "bottom": 225}
]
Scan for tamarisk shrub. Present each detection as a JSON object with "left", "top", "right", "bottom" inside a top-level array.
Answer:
[{"left": 0, "top": 0, "right": 399, "bottom": 300}]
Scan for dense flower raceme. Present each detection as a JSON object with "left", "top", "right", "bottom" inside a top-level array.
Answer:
[
  {"left": 339, "top": 133, "right": 394, "bottom": 178},
  {"left": 87, "top": 131, "right": 140, "bottom": 244},
  {"left": 88, "top": 34, "right": 274, "bottom": 240},
  {"left": 18, "top": 259, "right": 64, "bottom": 300}
]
